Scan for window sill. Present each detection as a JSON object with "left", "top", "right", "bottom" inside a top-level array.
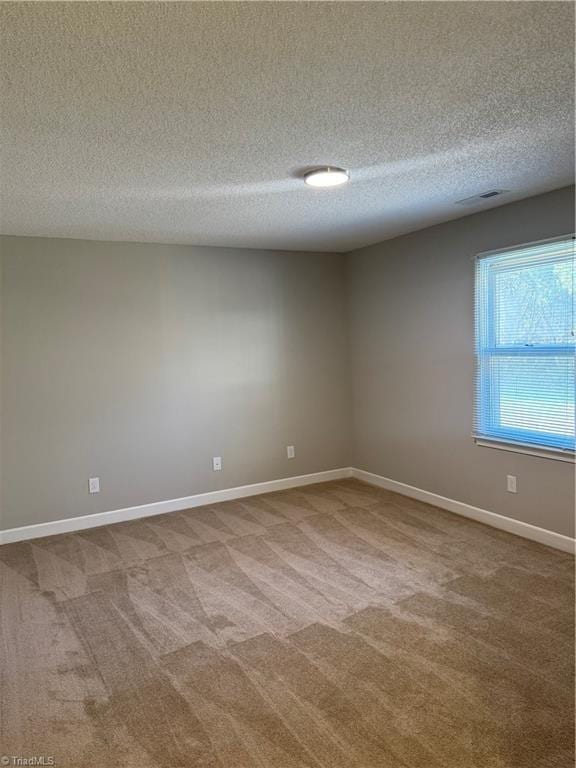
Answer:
[{"left": 474, "top": 437, "right": 575, "bottom": 463}]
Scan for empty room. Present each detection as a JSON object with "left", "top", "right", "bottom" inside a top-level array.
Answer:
[{"left": 1, "top": 2, "right": 574, "bottom": 766}]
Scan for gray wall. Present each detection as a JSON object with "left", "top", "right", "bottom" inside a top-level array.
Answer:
[
  {"left": 348, "top": 186, "right": 575, "bottom": 538},
  {"left": 0, "top": 237, "right": 351, "bottom": 529},
  {"left": 2, "top": 187, "right": 574, "bottom": 538}
]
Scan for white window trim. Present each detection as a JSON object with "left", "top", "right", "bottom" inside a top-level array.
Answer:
[
  {"left": 473, "top": 232, "right": 576, "bottom": 461},
  {"left": 473, "top": 436, "right": 575, "bottom": 463},
  {"left": 475, "top": 232, "right": 575, "bottom": 260}
]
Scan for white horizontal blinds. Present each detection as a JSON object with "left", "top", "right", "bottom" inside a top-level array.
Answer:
[{"left": 474, "top": 236, "right": 575, "bottom": 452}]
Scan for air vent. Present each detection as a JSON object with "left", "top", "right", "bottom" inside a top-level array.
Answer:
[{"left": 455, "top": 189, "right": 508, "bottom": 207}]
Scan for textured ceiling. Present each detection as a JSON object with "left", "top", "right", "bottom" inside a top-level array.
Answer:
[{"left": 1, "top": 1, "right": 574, "bottom": 252}]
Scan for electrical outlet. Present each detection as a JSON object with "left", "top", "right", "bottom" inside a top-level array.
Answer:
[
  {"left": 287, "top": 445, "right": 295, "bottom": 459},
  {"left": 89, "top": 477, "right": 100, "bottom": 494},
  {"left": 212, "top": 456, "right": 222, "bottom": 471},
  {"left": 506, "top": 475, "right": 517, "bottom": 493}
]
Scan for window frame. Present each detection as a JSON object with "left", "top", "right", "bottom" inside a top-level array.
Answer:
[{"left": 473, "top": 234, "right": 575, "bottom": 461}]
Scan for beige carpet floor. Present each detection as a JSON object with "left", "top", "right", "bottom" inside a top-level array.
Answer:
[{"left": 1, "top": 478, "right": 574, "bottom": 767}]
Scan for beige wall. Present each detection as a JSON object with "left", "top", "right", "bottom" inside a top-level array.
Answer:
[
  {"left": 348, "top": 186, "right": 575, "bottom": 538},
  {"left": 0, "top": 237, "right": 351, "bottom": 529},
  {"left": 2, "top": 187, "right": 574, "bottom": 538}
]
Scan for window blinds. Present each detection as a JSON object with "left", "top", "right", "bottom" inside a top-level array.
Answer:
[{"left": 474, "top": 235, "right": 575, "bottom": 453}]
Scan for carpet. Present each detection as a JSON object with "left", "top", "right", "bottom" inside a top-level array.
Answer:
[{"left": 1, "top": 479, "right": 574, "bottom": 767}]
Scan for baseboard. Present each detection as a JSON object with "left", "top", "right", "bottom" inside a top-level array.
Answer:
[
  {"left": 2, "top": 465, "right": 573, "bottom": 555},
  {"left": 0, "top": 467, "right": 354, "bottom": 545},
  {"left": 351, "top": 468, "right": 575, "bottom": 555}
]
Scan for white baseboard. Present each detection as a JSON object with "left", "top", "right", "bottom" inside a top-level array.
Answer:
[
  {"left": 351, "top": 468, "right": 575, "bottom": 555},
  {"left": 2, "top": 465, "right": 573, "bottom": 555},
  {"left": 0, "top": 468, "right": 353, "bottom": 545}
]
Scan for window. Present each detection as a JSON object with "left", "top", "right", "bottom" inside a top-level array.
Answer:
[{"left": 474, "top": 235, "right": 575, "bottom": 456}]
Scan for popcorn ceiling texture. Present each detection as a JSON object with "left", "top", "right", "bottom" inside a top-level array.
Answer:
[{"left": 1, "top": 1, "right": 574, "bottom": 252}]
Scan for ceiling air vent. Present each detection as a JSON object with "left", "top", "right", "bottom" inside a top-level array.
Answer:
[{"left": 455, "top": 189, "right": 509, "bottom": 207}]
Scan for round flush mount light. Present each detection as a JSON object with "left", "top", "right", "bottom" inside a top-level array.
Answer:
[{"left": 304, "top": 167, "right": 349, "bottom": 188}]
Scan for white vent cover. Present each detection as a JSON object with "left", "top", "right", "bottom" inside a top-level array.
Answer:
[{"left": 455, "top": 189, "right": 509, "bottom": 206}]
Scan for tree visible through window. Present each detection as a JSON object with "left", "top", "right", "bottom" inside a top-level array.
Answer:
[{"left": 474, "top": 236, "right": 575, "bottom": 453}]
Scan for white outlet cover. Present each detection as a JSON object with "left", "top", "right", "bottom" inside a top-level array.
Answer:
[
  {"left": 287, "top": 445, "right": 295, "bottom": 459},
  {"left": 89, "top": 477, "right": 100, "bottom": 494},
  {"left": 506, "top": 475, "right": 517, "bottom": 493},
  {"left": 212, "top": 456, "right": 222, "bottom": 471}
]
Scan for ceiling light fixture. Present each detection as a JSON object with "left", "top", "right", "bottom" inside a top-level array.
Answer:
[{"left": 304, "top": 167, "right": 349, "bottom": 188}]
